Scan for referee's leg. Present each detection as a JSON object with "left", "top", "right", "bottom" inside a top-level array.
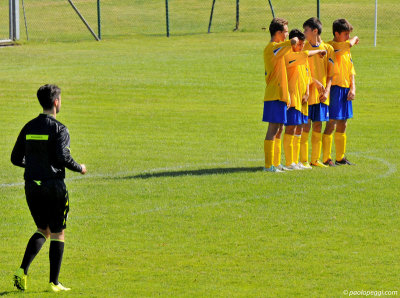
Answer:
[{"left": 49, "top": 230, "right": 66, "bottom": 286}]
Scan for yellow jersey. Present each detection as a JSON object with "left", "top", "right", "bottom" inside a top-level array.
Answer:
[
  {"left": 327, "top": 40, "right": 356, "bottom": 88},
  {"left": 285, "top": 51, "right": 311, "bottom": 113},
  {"left": 264, "top": 40, "right": 292, "bottom": 104},
  {"left": 304, "top": 41, "right": 335, "bottom": 106}
]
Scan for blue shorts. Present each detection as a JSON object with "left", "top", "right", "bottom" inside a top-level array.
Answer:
[
  {"left": 329, "top": 85, "right": 353, "bottom": 120},
  {"left": 301, "top": 113, "right": 308, "bottom": 124},
  {"left": 284, "top": 108, "right": 302, "bottom": 126},
  {"left": 262, "top": 100, "right": 287, "bottom": 124},
  {"left": 308, "top": 103, "right": 329, "bottom": 122}
]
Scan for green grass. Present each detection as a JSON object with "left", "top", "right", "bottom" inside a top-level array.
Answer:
[{"left": 0, "top": 2, "right": 399, "bottom": 297}]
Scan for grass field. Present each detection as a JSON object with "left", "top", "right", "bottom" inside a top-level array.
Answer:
[{"left": 1, "top": 2, "right": 400, "bottom": 297}]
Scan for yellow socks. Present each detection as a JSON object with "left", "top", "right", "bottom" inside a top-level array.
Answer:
[
  {"left": 311, "top": 131, "right": 322, "bottom": 164},
  {"left": 335, "top": 132, "right": 346, "bottom": 161},
  {"left": 300, "top": 132, "right": 309, "bottom": 163},
  {"left": 264, "top": 140, "right": 274, "bottom": 168},
  {"left": 283, "top": 134, "right": 294, "bottom": 166},
  {"left": 322, "top": 133, "right": 333, "bottom": 163},
  {"left": 293, "top": 135, "right": 301, "bottom": 164},
  {"left": 274, "top": 138, "right": 282, "bottom": 167}
]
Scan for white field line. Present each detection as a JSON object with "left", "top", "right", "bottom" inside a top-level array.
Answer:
[{"left": 0, "top": 153, "right": 396, "bottom": 190}]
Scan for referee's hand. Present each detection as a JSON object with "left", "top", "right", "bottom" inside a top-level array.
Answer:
[{"left": 80, "top": 164, "right": 87, "bottom": 175}]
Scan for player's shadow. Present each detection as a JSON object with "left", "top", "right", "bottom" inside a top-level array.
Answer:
[{"left": 120, "top": 166, "right": 264, "bottom": 180}]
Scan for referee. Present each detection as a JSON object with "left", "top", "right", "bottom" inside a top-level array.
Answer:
[{"left": 11, "top": 84, "right": 86, "bottom": 292}]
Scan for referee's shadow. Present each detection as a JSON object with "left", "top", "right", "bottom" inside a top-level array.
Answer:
[{"left": 118, "top": 166, "right": 264, "bottom": 180}]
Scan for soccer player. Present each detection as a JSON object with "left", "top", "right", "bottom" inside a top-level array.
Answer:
[
  {"left": 301, "top": 17, "right": 336, "bottom": 168},
  {"left": 282, "top": 29, "right": 327, "bottom": 170},
  {"left": 263, "top": 17, "right": 299, "bottom": 172},
  {"left": 11, "top": 84, "right": 87, "bottom": 292},
  {"left": 324, "top": 19, "right": 359, "bottom": 165}
]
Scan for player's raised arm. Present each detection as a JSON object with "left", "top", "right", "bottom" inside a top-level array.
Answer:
[
  {"left": 307, "top": 50, "right": 327, "bottom": 58},
  {"left": 349, "top": 36, "right": 359, "bottom": 47}
]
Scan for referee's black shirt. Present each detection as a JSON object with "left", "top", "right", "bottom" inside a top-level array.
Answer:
[{"left": 11, "top": 114, "right": 82, "bottom": 181}]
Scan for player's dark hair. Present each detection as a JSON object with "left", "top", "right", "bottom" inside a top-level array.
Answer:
[
  {"left": 289, "top": 29, "right": 305, "bottom": 41},
  {"left": 37, "top": 84, "right": 61, "bottom": 110},
  {"left": 269, "top": 17, "right": 288, "bottom": 38},
  {"left": 303, "top": 17, "right": 322, "bottom": 35},
  {"left": 332, "top": 19, "right": 353, "bottom": 36}
]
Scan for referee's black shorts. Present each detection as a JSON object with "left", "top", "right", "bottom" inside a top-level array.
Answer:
[{"left": 24, "top": 179, "right": 69, "bottom": 233}]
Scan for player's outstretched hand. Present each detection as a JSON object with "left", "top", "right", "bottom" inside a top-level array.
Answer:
[
  {"left": 80, "top": 164, "right": 87, "bottom": 175},
  {"left": 319, "top": 50, "right": 327, "bottom": 58},
  {"left": 350, "top": 36, "right": 359, "bottom": 47}
]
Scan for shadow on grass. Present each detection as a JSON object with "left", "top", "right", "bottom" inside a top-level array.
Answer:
[
  {"left": 0, "top": 291, "right": 45, "bottom": 296},
  {"left": 118, "top": 166, "right": 264, "bottom": 180}
]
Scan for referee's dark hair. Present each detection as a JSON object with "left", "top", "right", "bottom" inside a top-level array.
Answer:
[
  {"left": 289, "top": 29, "right": 305, "bottom": 41},
  {"left": 303, "top": 17, "right": 323, "bottom": 35},
  {"left": 37, "top": 84, "right": 61, "bottom": 110}
]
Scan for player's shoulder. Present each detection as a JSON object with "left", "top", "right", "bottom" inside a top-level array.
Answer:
[{"left": 322, "top": 41, "right": 334, "bottom": 51}]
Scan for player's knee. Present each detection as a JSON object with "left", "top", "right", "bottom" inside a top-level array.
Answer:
[
  {"left": 50, "top": 230, "right": 65, "bottom": 241},
  {"left": 37, "top": 227, "right": 50, "bottom": 239},
  {"left": 312, "top": 121, "right": 322, "bottom": 132}
]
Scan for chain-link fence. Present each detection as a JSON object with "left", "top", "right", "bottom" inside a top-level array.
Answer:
[
  {"left": 3, "top": 0, "right": 399, "bottom": 45},
  {"left": 0, "top": 1, "right": 10, "bottom": 41}
]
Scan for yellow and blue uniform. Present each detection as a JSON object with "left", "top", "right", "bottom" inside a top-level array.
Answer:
[
  {"left": 304, "top": 41, "right": 335, "bottom": 122},
  {"left": 284, "top": 50, "right": 311, "bottom": 126},
  {"left": 328, "top": 40, "right": 355, "bottom": 120},
  {"left": 262, "top": 40, "right": 292, "bottom": 124},
  {"left": 326, "top": 40, "right": 356, "bottom": 163},
  {"left": 262, "top": 39, "right": 292, "bottom": 169},
  {"left": 283, "top": 50, "right": 311, "bottom": 166}
]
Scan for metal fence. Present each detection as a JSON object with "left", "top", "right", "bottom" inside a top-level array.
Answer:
[{"left": 3, "top": 0, "right": 399, "bottom": 45}]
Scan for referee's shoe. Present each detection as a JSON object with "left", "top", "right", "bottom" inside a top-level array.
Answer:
[
  {"left": 13, "top": 268, "right": 27, "bottom": 291},
  {"left": 49, "top": 282, "right": 71, "bottom": 292}
]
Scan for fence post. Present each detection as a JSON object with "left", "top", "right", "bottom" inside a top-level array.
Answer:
[
  {"left": 9, "top": 0, "right": 20, "bottom": 40},
  {"left": 97, "top": 0, "right": 101, "bottom": 40},
  {"left": 208, "top": 0, "right": 216, "bottom": 33},
  {"left": 234, "top": 0, "right": 239, "bottom": 31},
  {"left": 165, "top": 0, "right": 170, "bottom": 37},
  {"left": 374, "top": 0, "right": 377, "bottom": 47},
  {"left": 317, "top": 0, "right": 320, "bottom": 19},
  {"left": 268, "top": 0, "right": 275, "bottom": 18}
]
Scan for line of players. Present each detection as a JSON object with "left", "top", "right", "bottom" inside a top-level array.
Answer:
[{"left": 263, "top": 17, "right": 359, "bottom": 172}]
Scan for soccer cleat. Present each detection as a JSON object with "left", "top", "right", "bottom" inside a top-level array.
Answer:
[
  {"left": 311, "top": 160, "right": 328, "bottom": 168},
  {"left": 323, "top": 159, "right": 336, "bottom": 167},
  {"left": 296, "top": 162, "right": 309, "bottom": 170},
  {"left": 13, "top": 268, "right": 27, "bottom": 291},
  {"left": 301, "top": 162, "right": 313, "bottom": 169},
  {"left": 277, "top": 164, "right": 292, "bottom": 171},
  {"left": 286, "top": 163, "right": 301, "bottom": 170},
  {"left": 335, "top": 157, "right": 355, "bottom": 166},
  {"left": 49, "top": 282, "right": 71, "bottom": 292},
  {"left": 263, "top": 166, "right": 283, "bottom": 173}
]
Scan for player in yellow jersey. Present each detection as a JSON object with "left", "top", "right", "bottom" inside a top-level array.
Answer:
[
  {"left": 263, "top": 18, "right": 299, "bottom": 172},
  {"left": 324, "top": 19, "right": 359, "bottom": 165},
  {"left": 282, "top": 29, "right": 326, "bottom": 170},
  {"left": 300, "top": 17, "right": 336, "bottom": 168}
]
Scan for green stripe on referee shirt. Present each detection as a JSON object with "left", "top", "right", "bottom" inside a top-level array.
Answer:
[{"left": 26, "top": 135, "right": 49, "bottom": 141}]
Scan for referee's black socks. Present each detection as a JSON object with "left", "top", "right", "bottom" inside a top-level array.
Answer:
[
  {"left": 49, "top": 239, "right": 64, "bottom": 285},
  {"left": 20, "top": 232, "right": 47, "bottom": 275}
]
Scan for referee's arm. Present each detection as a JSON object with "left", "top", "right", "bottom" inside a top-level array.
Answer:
[
  {"left": 55, "top": 127, "right": 82, "bottom": 173},
  {"left": 11, "top": 128, "right": 26, "bottom": 168}
]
